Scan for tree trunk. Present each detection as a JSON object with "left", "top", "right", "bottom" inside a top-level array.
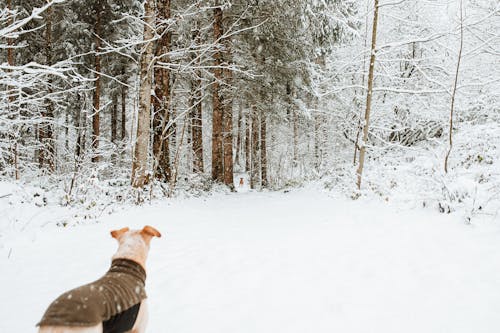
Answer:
[
  {"left": 250, "top": 106, "right": 260, "bottom": 189},
  {"left": 153, "top": 0, "right": 172, "bottom": 182},
  {"left": 39, "top": 4, "right": 55, "bottom": 172},
  {"left": 260, "top": 111, "right": 268, "bottom": 188},
  {"left": 92, "top": 5, "right": 101, "bottom": 163},
  {"left": 293, "top": 110, "right": 298, "bottom": 167},
  {"left": 131, "top": 0, "right": 155, "bottom": 188},
  {"left": 235, "top": 102, "right": 243, "bottom": 167},
  {"left": 223, "top": 37, "right": 234, "bottom": 190},
  {"left": 211, "top": 3, "right": 224, "bottom": 182},
  {"left": 111, "top": 94, "right": 118, "bottom": 144},
  {"left": 444, "top": 0, "right": 463, "bottom": 173},
  {"left": 6, "top": 0, "right": 18, "bottom": 180},
  {"left": 191, "top": 19, "right": 204, "bottom": 174},
  {"left": 121, "top": 83, "right": 126, "bottom": 141},
  {"left": 245, "top": 111, "right": 251, "bottom": 173},
  {"left": 356, "top": 0, "right": 379, "bottom": 190}
]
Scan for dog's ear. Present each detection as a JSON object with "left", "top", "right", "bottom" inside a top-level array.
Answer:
[
  {"left": 141, "top": 225, "right": 161, "bottom": 238},
  {"left": 110, "top": 227, "right": 129, "bottom": 239}
]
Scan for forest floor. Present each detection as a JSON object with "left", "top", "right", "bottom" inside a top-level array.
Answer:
[{"left": 1, "top": 184, "right": 499, "bottom": 333}]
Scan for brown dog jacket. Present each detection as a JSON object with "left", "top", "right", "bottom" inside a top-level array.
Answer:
[{"left": 37, "top": 259, "right": 147, "bottom": 330}]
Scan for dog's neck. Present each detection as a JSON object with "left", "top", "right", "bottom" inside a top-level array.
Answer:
[{"left": 112, "top": 237, "right": 149, "bottom": 270}]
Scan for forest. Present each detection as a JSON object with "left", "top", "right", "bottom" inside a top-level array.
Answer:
[{"left": 0, "top": 0, "right": 498, "bottom": 213}]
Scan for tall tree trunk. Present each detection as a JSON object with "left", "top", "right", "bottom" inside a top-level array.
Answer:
[
  {"left": 6, "top": 0, "right": 18, "bottom": 180},
  {"left": 353, "top": 0, "right": 372, "bottom": 165},
  {"left": 444, "top": 0, "right": 463, "bottom": 173},
  {"left": 293, "top": 110, "right": 298, "bottom": 167},
  {"left": 153, "top": 0, "right": 172, "bottom": 182},
  {"left": 191, "top": 19, "right": 204, "bottom": 174},
  {"left": 356, "top": 0, "right": 379, "bottom": 190},
  {"left": 211, "top": 2, "right": 224, "bottom": 182},
  {"left": 92, "top": 5, "right": 101, "bottom": 163},
  {"left": 111, "top": 94, "right": 118, "bottom": 144},
  {"left": 75, "top": 94, "right": 85, "bottom": 160},
  {"left": 260, "top": 111, "right": 268, "bottom": 188},
  {"left": 245, "top": 111, "right": 251, "bottom": 173},
  {"left": 121, "top": 83, "right": 127, "bottom": 141},
  {"left": 131, "top": 0, "right": 155, "bottom": 188},
  {"left": 250, "top": 106, "right": 260, "bottom": 189},
  {"left": 314, "top": 113, "right": 321, "bottom": 171},
  {"left": 223, "top": 37, "right": 234, "bottom": 190},
  {"left": 39, "top": 4, "right": 55, "bottom": 172},
  {"left": 235, "top": 102, "right": 243, "bottom": 166}
]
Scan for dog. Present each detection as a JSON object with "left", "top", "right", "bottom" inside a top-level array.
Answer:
[{"left": 37, "top": 225, "right": 161, "bottom": 333}]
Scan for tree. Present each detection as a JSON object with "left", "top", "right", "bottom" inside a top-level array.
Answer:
[
  {"left": 211, "top": 1, "right": 224, "bottom": 182},
  {"left": 152, "top": 0, "right": 172, "bottom": 182},
  {"left": 356, "top": 0, "right": 379, "bottom": 190},
  {"left": 131, "top": 0, "right": 155, "bottom": 188},
  {"left": 444, "top": 0, "right": 464, "bottom": 173}
]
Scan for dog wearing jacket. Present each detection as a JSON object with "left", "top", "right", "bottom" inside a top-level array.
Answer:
[{"left": 37, "top": 225, "right": 161, "bottom": 333}]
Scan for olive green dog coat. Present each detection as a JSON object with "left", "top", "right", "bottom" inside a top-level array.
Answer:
[{"left": 38, "top": 259, "right": 147, "bottom": 329}]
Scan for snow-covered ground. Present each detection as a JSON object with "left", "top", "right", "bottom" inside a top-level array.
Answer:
[{"left": 1, "top": 187, "right": 500, "bottom": 333}]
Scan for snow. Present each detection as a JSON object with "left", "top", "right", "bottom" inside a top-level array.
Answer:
[{"left": 1, "top": 187, "right": 500, "bottom": 333}]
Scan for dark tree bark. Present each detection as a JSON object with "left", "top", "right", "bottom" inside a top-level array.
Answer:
[
  {"left": 245, "top": 111, "right": 251, "bottom": 173},
  {"left": 235, "top": 102, "right": 243, "bottom": 167},
  {"left": 6, "top": 0, "right": 18, "bottom": 179},
  {"left": 111, "top": 94, "right": 118, "bottom": 144},
  {"left": 39, "top": 4, "right": 55, "bottom": 172},
  {"left": 152, "top": 0, "right": 172, "bottom": 182},
  {"left": 92, "top": 3, "right": 101, "bottom": 163},
  {"left": 260, "top": 111, "right": 268, "bottom": 188},
  {"left": 222, "top": 36, "right": 234, "bottom": 190},
  {"left": 191, "top": 19, "right": 204, "bottom": 174},
  {"left": 121, "top": 82, "right": 126, "bottom": 141},
  {"left": 250, "top": 107, "right": 260, "bottom": 189},
  {"left": 211, "top": 3, "right": 224, "bottom": 182},
  {"left": 131, "top": 0, "right": 155, "bottom": 188}
]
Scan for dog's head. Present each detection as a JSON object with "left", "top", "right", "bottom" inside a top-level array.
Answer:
[{"left": 111, "top": 225, "right": 161, "bottom": 267}]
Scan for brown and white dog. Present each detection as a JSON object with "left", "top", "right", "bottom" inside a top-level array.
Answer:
[{"left": 38, "top": 225, "right": 161, "bottom": 333}]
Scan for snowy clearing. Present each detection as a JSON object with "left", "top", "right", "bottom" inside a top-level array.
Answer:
[{"left": 1, "top": 188, "right": 500, "bottom": 333}]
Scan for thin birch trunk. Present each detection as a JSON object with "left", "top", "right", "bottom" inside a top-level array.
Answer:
[
  {"left": 356, "top": 0, "right": 379, "bottom": 190},
  {"left": 444, "top": 0, "right": 464, "bottom": 173},
  {"left": 353, "top": 0, "right": 372, "bottom": 165}
]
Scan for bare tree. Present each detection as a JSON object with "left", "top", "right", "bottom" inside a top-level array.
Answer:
[
  {"left": 444, "top": 0, "right": 464, "bottom": 173},
  {"left": 356, "top": 0, "right": 379, "bottom": 190}
]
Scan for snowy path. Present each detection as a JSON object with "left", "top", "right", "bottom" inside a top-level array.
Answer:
[{"left": 1, "top": 189, "right": 500, "bottom": 332}]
